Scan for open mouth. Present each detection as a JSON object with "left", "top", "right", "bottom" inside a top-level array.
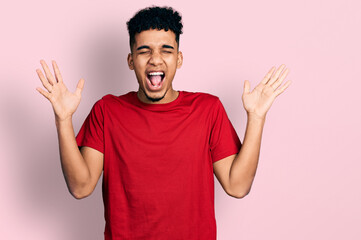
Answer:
[{"left": 146, "top": 71, "right": 165, "bottom": 90}]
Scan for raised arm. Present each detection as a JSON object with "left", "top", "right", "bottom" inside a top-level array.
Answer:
[
  {"left": 214, "top": 64, "right": 291, "bottom": 198},
  {"left": 36, "top": 59, "right": 103, "bottom": 199}
]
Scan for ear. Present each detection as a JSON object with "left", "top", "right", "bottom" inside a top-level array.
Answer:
[
  {"left": 127, "top": 53, "right": 134, "bottom": 70},
  {"left": 176, "top": 51, "right": 183, "bottom": 69}
]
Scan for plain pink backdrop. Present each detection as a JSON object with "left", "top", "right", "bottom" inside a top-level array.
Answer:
[{"left": 1, "top": 0, "right": 360, "bottom": 239}]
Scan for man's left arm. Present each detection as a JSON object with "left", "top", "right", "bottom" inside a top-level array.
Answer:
[{"left": 213, "top": 64, "right": 291, "bottom": 198}]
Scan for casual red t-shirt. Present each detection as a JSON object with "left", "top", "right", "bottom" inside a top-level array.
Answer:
[{"left": 76, "top": 91, "right": 242, "bottom": 240}]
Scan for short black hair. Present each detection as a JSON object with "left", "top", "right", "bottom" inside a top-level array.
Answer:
[{"left": 126, "top": 6, "right": 183, "bottom": 51}]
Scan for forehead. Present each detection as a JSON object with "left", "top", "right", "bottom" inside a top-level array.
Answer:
[{"left": 134, "top": 29, "right": 177, "bottom": 49}]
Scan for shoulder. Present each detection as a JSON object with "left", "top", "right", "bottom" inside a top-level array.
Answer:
[
  {"left": 181, "top": 91, "right": 220, "bottom": 105},
  {"left": 97, "top": 92, "right": 135, "bottom": 106},
  {"left": 89, "top": 92, "right": 134, "bottom": 113}
]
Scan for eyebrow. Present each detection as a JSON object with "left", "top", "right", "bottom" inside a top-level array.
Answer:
[
  {"left": 162, "top": 45, "right": 174, "bottom": 49},
  {"left": 136, "top": 44, "right": 175, "bottom": 51},
  {"left": 136, "top": 45, "right": 150, "bottom": 51}
]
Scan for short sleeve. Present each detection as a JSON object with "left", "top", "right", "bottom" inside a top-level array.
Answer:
[
  {"left": 209, "top": 99, "right": 242, "bottom": 163},
  {"left": 76, "top": 99, "right": 104, "bottom": 153}
]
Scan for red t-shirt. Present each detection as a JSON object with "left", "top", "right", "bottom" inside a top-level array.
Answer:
[{"left": 76, "top": 91, "right": 242, "bottom": 240}]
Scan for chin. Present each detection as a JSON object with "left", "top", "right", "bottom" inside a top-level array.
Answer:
[{"left": 143, "top": 88, "right": 168, "bottom": 102}]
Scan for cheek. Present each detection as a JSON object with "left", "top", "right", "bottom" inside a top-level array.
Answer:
[
  {"left": 166, "top": 57, "right": 178, "bottom": 69},
  {"left": 133, "top": 64, "right": 147, "bottom": 77},
  {"left": 134, "top": 62, "right": 144, "bottom": 69},
  {"left": 133, "top": 66, "right": 145, "bottom": 82},
  {"left": 133, "top": 56, "right": 148, "bottom": 67}
]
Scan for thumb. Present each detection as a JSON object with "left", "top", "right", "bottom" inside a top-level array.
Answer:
[
  {"left": 75, "top": 78, "right": 85, "bottom": 96},
  {"left": 243, "top": 80, "right": 250, "bottom": 94}
]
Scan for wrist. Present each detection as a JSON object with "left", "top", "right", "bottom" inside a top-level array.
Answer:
[
  {"left": 247, "top": 112, "right": 266, "bottom": 122},
  {"left": 55, "top": 116, "right": 73, "bottom": 128}
]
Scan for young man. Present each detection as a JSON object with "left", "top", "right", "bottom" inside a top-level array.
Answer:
[{"left": 36, "top": 6, "right": 291, "bottom": 240}]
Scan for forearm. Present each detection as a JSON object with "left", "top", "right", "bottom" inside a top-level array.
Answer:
[
  {"left": 229, "top": 114, "right": 265, "bottom": 198},
  {"left": 56, "top": 118, "right": 91, "bottom": 197}
]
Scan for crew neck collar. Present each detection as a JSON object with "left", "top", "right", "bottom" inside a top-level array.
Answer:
[{"left": 131, "top": 91, "right": 183, "bottom": 110}]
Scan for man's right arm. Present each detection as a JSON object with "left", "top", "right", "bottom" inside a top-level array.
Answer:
[
  {"left": 56, "top": 119, "right": 103, "bottom": 199},
  {"left": 36, "top": 59, "right": 103, "bottom": 199}
]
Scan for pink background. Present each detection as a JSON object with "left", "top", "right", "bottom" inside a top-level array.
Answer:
[{"left": 1, "top": 0, "right": 360, "bottom": 239}]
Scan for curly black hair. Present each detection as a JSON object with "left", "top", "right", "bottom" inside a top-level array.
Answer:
[{"left": 126, "top": 6, "right": 183, "bottom": 51}]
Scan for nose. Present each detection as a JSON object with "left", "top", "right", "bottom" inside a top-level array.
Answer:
[{"left": 148, "top": 51, "right": 163, "bottom": 66}]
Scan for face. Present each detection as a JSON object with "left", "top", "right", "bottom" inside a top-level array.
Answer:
[{"left": 127, "top": 29, "right": 183, "bottom": 104}]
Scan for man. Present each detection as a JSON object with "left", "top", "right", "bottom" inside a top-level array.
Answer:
[{"left": 36, "top": 6, "right": 291, "bottom": 240}]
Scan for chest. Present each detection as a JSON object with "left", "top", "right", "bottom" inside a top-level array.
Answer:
[
  {"left": 105, "top": 106, "right": 213, "bottom": 150},
  {"left": 102, "top": 105, "right": 215, "bottom": 189}
]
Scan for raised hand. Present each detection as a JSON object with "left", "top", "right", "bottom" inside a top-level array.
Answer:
[
  {"left": 36, "top": 60, "right": 85, "bottom": 122},
  {"left": 242, "top": 64, "right": 291, "bottom": 120}
]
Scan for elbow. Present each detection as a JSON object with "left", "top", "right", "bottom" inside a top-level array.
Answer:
[
  {"left": 228, "top": 178, "right": 254, "bottom": 199},
  {"left": 233, "top": 190, "right": 250, "bottom": 199},
  {"left": 232, "top": 191, "right": 249, "bottom": 199},
  {"left": 71, "top": 191, "right": 91, "bottom": 200},
  {"left": 69, "top": 184, "right": 93, "bottom": 200},
  {"left": 228, "top": 187, "right": 251, "bottom": 199},
  {"left": 66, "top": 175, "right": 95, "bottom": 200},
  {"left": 71, "top": 189, "right": 92, "bottom": 200}
]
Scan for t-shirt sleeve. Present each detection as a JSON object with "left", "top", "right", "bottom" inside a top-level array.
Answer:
[
  {"left": 75, "top": 99, "right": 104, "bottom": 153},
  {"left": 209, "top": 98, "right": 242, "bottom": 163}
]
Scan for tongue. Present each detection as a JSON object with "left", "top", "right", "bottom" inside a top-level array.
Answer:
[{"left": 149, "top": 75, "right": 162, "bottom": 86}]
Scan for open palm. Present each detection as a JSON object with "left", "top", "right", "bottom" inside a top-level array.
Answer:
[
  {"left": 36, "top": 60, "right": 85, "bottom": 121},
  {"left": 242, "top": 64, "right": 291, "bottom": 119}
]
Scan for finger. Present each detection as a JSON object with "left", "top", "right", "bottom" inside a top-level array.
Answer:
[
  {"left": 243, "top": 80, "right": 250, "bottom": 94},
  {"left": 52, "top": 60, "right": 63, "bottom": 83},
  {"left": 36, "top": 69, "right": 53, "bottom": 92},
  {"left": 267, "top": 64, "right": 286, "bottom": 86},
  {"left": 36, "top": 87, "right": 51, "bottom": 100},
  {"left": 274, "top": 80, "right": 292, "bottom": 97},
  {"left": 40, "top": 59, "right": 56, "bottom": 85},
  {"left": 271, "top": 68, "right": 289, "bottom": 90},
  {"left": 75, "top": 78, "right": 85, "bottom": 96},
  {"left": 261, "top": 66, "right": 276, "bottom": 85}
]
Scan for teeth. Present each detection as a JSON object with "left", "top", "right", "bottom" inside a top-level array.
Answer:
[{"left": 148, "top": 72, "right": 164, "bottom": 76}]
